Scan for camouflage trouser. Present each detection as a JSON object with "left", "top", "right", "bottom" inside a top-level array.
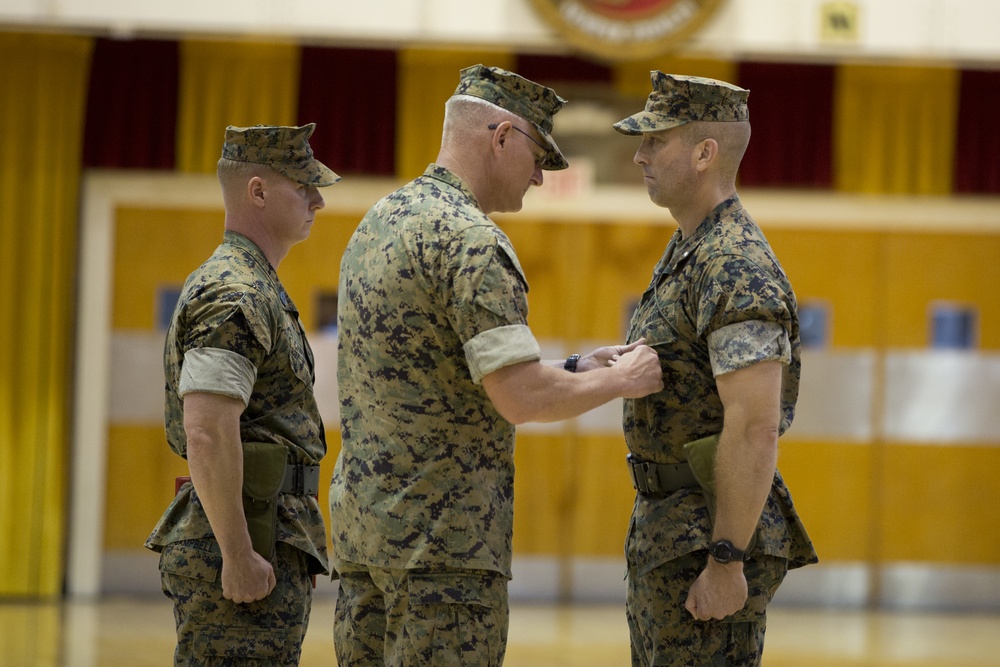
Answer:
[
  {"left": 159, "top": 538, "right": 313, "bottom": 666},
  {"left": 333, "top": 559, "right": 509, "bottom": 667},
  {"left": 626, "top": 550, "right": 788, "bottom": 667}
]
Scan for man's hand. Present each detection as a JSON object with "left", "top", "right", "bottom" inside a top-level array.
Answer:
[
  {"left": 604, "top": 341, "right": 664, "bottom": 398},
  {"left": 579, "top": 338, "right": 664, "bottom": 397},
  {"left": 684, "top": 559, "right": 748, "bottom": 621},
  {"left": 221, "top": 545, "right": 277, "bottom": 604},
  {"left": 578, "top": 338, "right": 648, "bottom": 372},
  {"left": 484, "top": 338, "right": 662, "bottom": 423}
]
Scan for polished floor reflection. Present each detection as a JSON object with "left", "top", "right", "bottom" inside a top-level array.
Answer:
[{"left": 3, "top": 595, "right": 999, "bottom": 666}]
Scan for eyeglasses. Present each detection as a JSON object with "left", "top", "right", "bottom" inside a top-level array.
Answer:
[{"left": 487, "top": 122, "right": 548, "bottom": 154}]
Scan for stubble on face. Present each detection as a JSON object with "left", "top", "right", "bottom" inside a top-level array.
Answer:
[{"left": 639, "top": 131, "right": 693, "bottom": 210}]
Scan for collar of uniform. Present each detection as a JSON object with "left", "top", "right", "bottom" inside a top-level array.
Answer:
[
  {"left": 423, "top": 163, "right": 483, "bottom": 211},
  {"left": 222, "top": 230, "right": 295, "bottom": 311},
  {"left": 657, "top": 227, "right": 703, "bottom": 277},
  {"left": 698, "top": 194, "right": 744, "bottom": 235},
  {"left": 659, "top": 194, "right": 744, "bottom": 275},
  {"left": 223, "top": 229, "right": 269, "bottom": 264}
]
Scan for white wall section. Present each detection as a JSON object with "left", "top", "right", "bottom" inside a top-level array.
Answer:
[{"left": 3, "top": 0, "right": 1000, "bottom": 63}]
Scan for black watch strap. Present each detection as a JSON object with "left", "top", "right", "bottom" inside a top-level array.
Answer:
[{"left": 564, "top": 353, "right": 580, "bottom": 372}]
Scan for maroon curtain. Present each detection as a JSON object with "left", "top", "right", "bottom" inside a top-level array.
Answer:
[
  {"left": 736, "top": 62, "right": 834, "bottom": 188},
  {"left": 514, "top": 54, "right": 614, "bottom": 85},
  {"left": 297, "top": 47, "right": 397, "bottom": 176},
  {"left": 954, "top": 69, "right": 1000, "bottom": 194},
  {"left": 82, "top": 38, "right": 178, "bottom": 170}
]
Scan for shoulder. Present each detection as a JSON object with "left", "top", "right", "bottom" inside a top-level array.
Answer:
[
  {"left": 698, "top": 211, "right": 783, "bottom": 277},
  {"left": 389, "top": 181, "right": 506, "bottom": 247},
  {"left": 186, "top": 257, "right": 273, "bottom": 309},
  {"left": 180, "top": 254, "right": 282, "bottom": 339}
]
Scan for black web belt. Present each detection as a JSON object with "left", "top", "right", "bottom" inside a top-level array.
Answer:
[
  {"left": 626, "top": 454, "right": 698, "bottom": 498},
  {"left": 281, "top": 463, "right": 321, "bottom": 495}
]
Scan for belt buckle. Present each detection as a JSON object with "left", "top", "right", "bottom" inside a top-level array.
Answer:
[
  {"left": 627, "top": 454, "right": 661, "bottom": 495},
  {"left": 627, "top": 454, "right": 642, "bottom": 492},
  {"left": 627, "top": 454, "right": 667, "bottom": 497}
]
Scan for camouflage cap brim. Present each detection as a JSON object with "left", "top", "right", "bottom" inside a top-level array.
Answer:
[
  {"left": 272, "top": 161, "right": 342, "bottom": 187},
  {"left": 613, "top": 112, "right": 690, "bottom": 135},
  {"left": 535, "top": 125, "right": 569, "bottom": 171}
]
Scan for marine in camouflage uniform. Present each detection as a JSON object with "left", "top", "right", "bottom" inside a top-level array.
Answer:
[
  {"left": 146, "top": 124, "right": 339, "bottom": 666},
  {"left": 333, "top": 157, "right": 529, "bottom": 665},
  {"left": 330, "top": 65, "right": 662, "bottom": 666},
  {"left": 614, "top": 73, "right": 818, "bottom": 666}
]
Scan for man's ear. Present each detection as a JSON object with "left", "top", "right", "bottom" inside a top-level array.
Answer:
[
  {"left": 248, "top": 176, "right": 266, "bottom": 207},
  {"left": 694, "top": 138, "right": 718, "bottom": 172},
  {"left": 491, "top": 121, "right": 511, "bottom": 150}
]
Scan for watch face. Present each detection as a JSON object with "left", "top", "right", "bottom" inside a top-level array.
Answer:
[{"left": 709, "top": 540, "right": 739, "bottom": 563}]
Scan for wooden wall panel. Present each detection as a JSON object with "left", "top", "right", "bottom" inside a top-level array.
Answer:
[
  {"left": 113, "top": 208, "right": 220, "bottom": 330},
  {"left": 884, "top": 232, "right": 1000, "bottom": 350},
  {"left": 777, "top": 440, "right": 875, "bottom": 562},
  {"left": 513, "top": 434, "right": 569, "bottom": 555},
  {"left": 764, "top": 228, "right": 883, "bottom": 349},
  {"left": 878, "top": 444, "right": 1000, "bottom": 564},
  {"left": 104, "top": 425, "right": 188, "bottom": 549}
]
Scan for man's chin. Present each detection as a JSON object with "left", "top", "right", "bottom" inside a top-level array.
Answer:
[
  {"left": 496, "top": 201, "right": 524, "bottom": 214},
  {"left": 645, "top": 185, "right": 666, "bottom": 206}
]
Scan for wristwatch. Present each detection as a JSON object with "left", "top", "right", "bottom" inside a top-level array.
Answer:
[
  {"left": 564, "top": 353, "right": 580, "bottom": 372},
  {"left": 708, "top": 539, "right": 746, "bottom": 564}
]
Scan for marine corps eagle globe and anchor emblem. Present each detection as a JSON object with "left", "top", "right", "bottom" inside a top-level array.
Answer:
[{"left": 529, "top": 0, "right": 725, "bottom": 61}]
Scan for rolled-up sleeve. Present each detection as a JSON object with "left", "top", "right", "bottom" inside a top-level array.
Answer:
[
  {"left": 464, "top": 324, "right": 541, "bottom": 384},
  {"left": 707, "top": 320, "right": 790, "bottom": 377},
  {"left": 178, "top": 347, "right": 257, "bottom": 406}
]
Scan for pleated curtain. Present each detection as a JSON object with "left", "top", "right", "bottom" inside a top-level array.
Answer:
[
  {"left": 834, "top": 64, "right": 959, "bottom": 195},
  {"left": 0, "top": 33, "right": 92, "bottom": 597},
  {"left": 176, "top": 40, "right": 300, "bottom": 174}
]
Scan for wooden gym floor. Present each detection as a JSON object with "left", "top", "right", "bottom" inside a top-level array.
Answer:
[{"left": 3, "top": 595, "right": 1000, "bottom": 666}]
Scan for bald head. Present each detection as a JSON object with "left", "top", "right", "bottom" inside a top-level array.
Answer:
[{"left": 441, "top": 96, "right": 520, "bottom": 151}]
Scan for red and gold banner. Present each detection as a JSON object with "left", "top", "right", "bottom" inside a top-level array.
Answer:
[{"left": 529, "top": 0, "right": 725, "bottom": 61}]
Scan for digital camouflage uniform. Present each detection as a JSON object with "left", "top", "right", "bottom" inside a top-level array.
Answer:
[
  {"left": 146, "top": 124, "right": 337, "bottom": 666},
  {"left": 329, "top": 65, "right": 568, "bottom": 666},
  {"left": 615, "top": 74, "right": 818, "bottom": 667}
]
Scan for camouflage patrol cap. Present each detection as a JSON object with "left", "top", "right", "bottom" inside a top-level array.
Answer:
[
  {"left": 221, "top": 123, "right": 341, "bottom": 186},
  {"left": 613, "top": 72, "right": 749, "bottom": 135},
  {"left": 453, "top": 64, "right": 569, "bottom": 171}
]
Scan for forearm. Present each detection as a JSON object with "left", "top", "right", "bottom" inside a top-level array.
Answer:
[
  {"left": 710, "top": 360, "right": 783, "bottom": 550},
  {"left": 184, "top": 393, "right": 254, "bottom": 560},
  {"left": 188, "top": 437, "right": 253, "bottom": 555},
  {"left": 496, "top": 363, "right": 633, "bottom": 424},
  {"left": 484, "top": 343, "right": 662, "bottom": 424},
  {"left": 711, "top": 415, "right": 778, "bottom": 549}
]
